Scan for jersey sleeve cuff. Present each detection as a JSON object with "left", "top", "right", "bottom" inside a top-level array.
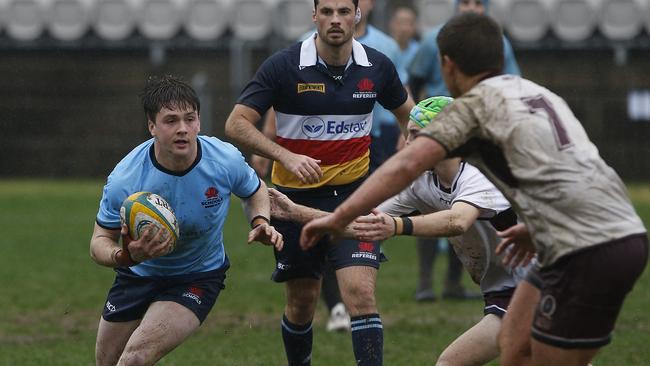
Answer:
[
  {"left": 96, "top": 219, "right": 121, "bottom": 231},
  {"left": 236, "top": 101, "right": 267, "bottom": 118},
  {"left": 238, "top": 178, "right": 262, "bottom": 199}
]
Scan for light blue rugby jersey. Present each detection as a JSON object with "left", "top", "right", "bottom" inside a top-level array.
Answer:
[{"left": 96, "top": 136, "right": 261, "bottom": 277}]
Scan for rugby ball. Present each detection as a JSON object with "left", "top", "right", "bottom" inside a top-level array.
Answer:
[{"left": 120, "top": 192, "right": 179, "bottom": 249}]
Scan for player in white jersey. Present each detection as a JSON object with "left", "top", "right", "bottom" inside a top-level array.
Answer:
[
  {"left": 269, "top": 96, "right": 530, "bottom": 365},
  {"left": 301, "top": 13, "right": 648, "bottom": 366}
]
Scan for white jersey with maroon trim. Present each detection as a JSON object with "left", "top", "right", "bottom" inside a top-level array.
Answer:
[
  {"left": 378, "top": 162, "right": 525, "bottom": 294},
  {"left": 419, "top": 74, "right": 646, "bottom": 266}
]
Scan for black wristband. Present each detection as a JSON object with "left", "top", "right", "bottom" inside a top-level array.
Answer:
[
  {"left": 402, "top": 216, "right": 414, "bottom": 235},
  {"left": 251, "top": 214, "right": 270, "bottom": 228}
]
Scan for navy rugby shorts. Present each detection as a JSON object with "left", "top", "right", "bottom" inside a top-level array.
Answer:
[
  {"left": 102, "top": 260, "right": 229, "bottom": 324},
  {"left": 271, "top": 180, "right": 385, "bottom": 283}
]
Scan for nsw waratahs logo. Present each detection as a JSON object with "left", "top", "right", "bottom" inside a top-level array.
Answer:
[
  {"left": 352, "top": 242, "right": 377, "bottom": 260},
  {"left": 353, "top": 78, "right": 377, "bottom": 99},
  {"left": 301, "top": 117, "right": 326, "bottom": 138},
  {"left": 201, "top": 186, "right": 223, "bottom": 208},
  {"left": 358, "top": 242, "right": 375, "bottom": 252}
]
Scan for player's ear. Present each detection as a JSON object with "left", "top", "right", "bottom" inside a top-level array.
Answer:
[
  {"left": 441, "top": 55, "right": 454, "bottom": 71},
  {"left": 148, "top": 119, "right": 156, "bottom": 136},
  {"left": 312, "top": 8, "right": 316, "bottom": 23}
]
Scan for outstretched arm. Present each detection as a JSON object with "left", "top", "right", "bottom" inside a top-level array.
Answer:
[
  {"left": 269, "top": 188, "right": 327, "bottom": 224},
  {"left": 241, "top": 180, "right": 284, "bottom": 251},
  {"left": 300, "top": 136, "right": 447, "bottom": 249},
  {"left": 352, "top": 202, "right": 480, "bottom": 242},
  {"left": 269, "top": 188, "right": 358, "bottom": 239}
]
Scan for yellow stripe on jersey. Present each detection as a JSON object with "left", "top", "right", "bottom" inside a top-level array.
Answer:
[{"left": 271, "top": 151, "right": 369, "bottom": 189}]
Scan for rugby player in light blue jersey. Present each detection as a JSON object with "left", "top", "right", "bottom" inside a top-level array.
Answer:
[{"left": 90, "top": 75, "right": 283, "bottom": 366}]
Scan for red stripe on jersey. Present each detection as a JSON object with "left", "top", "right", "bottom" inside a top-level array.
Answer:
[{"left": 276, "top": 136, "right": 370, "bottom": 165}]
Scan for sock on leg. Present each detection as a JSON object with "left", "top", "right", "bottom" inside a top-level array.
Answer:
[
  {"left": 281, "top": 314, "right": 313, "bottom": 366},
  {"left": 350, "top": 313, "right": 383, "bottom": 366}
]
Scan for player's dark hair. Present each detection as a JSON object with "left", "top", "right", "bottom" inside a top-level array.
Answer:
[
  {"left": 314, "top": 0, "right": 358, "bottom": 9},
  {"left": 436, "top": 12, "right": 504, "bottom": 76},
  {"left": 141, "top": 75, "right": 200, "bottom": 122}
]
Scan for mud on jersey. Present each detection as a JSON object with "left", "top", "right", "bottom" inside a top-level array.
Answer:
[
  {"left": 419, "top": 75, "right": 646, "bottom": 266},
  {"left": 378, "top": 162, "right": 523, "bottom": 294}
]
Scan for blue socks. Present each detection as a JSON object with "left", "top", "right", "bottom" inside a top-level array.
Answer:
[
  {"left": 351, "top": 313, "right": 383, "bottom": 366},
  {"left": 281, "top": 314, "right": 313, "bottom": 366}
]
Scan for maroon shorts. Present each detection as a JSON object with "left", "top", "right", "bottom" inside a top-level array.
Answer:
[
  {"left": 483, "top": 288, "right": 515, "bottom": 318},
  {"left": 526, "top": 234, "right": 648, "bottom": 349}
]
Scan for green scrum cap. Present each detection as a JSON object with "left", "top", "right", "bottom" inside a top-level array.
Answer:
[{"left": 409, "top": 96, "right": 454, "bottom": 128}]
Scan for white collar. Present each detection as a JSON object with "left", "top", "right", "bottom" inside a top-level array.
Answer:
[{"left": 299, "top": 32, "right": 372, "bottom": 69}]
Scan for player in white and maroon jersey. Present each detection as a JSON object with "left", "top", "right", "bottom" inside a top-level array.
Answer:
[{"left": 301, "top": 12, "right": 648, "bottom": 366}]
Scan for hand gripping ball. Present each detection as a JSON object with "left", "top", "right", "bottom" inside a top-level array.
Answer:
[{"left": 120, "top": 192, "right": 180, "bottom": 250}]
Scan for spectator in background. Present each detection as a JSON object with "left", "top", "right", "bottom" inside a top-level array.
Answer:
[
  {"left": 249, "top": 0, "right": 409, "bottom": 333},
  {"left": 356, "top": 0, "right": 407, "bottom": 173},
  {"left": 388, "top": 6, "right": 420, "bottom": 87},
  {"left": 409, "top": 0, "right": 520, "bottom": 101},
  {"left": 406, "top": 0, "right": 520, "bottom": 302}
]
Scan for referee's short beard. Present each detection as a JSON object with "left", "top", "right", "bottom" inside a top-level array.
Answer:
[{"left": 319, "top": 30, "right": 353, "bottom": 47}]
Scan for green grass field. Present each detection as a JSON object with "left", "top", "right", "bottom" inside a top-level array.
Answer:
[{"left": 0, "top": 180, "right": 648, "bottom": 365}]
